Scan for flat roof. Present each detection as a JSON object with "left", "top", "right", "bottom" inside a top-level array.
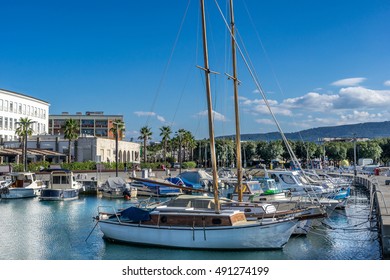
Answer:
[{"left": 0, "top": 88, "right": 50, "bottom": 105}]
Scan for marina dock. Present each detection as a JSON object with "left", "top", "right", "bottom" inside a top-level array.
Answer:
[
  {"left": 352, "top": 174, "right": 390, "bottom": 259},
  {"left": 29, "top": 168, "right": 390, "bottom": 259}
]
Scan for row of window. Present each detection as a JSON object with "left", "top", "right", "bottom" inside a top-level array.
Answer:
[
  {"left": 49, "top": 119, "right": 109, "bottom": 127},
  {"left": 0, "top": 116, "right": 46, "bottom": 134},
  {"left": 0, "top": 99, "right": 47, "bottom": 119},
  {"left": 0, "top": 134, "right": 18, "bottom": 141}
]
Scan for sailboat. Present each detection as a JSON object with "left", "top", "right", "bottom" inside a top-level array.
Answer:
[{"left": 96, "top": 0, "right": 298, "bottom": 249}]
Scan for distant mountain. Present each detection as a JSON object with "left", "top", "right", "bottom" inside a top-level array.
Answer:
[{"left": 219, "top": 121, "right": 390, "bottom": 142}]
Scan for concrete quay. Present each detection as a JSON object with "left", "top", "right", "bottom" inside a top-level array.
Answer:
[{"left": 353, "top": 174, "right": 390, "bottom": 259}]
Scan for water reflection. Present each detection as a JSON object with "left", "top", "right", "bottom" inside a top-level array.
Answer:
[{"left": 0, "top": 186, "right": 381, "bottom": 260}]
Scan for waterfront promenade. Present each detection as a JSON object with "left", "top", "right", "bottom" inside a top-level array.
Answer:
[{"left": 353, "top": 174, "right": 390, "bottom": 259}]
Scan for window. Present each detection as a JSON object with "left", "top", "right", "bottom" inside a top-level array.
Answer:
[
  {"left": 10, "top": 118, "right": 13, "bottom": 130},
  {"left": 19, "top": 104, "right": 22, "bottom": 114},
  {"left": 9, "top": 102, "right": 13, "bottom": 112},
  {"left": 0, "top": 99, "right": 3, "bottom": 110},
  {"left": 4, "top": 117, "right": 8, "bottom": 129},
  {"left": 0, "top": 117, "right": 2, "bottom": 129},
  {"left": 4, "top": 100, "right": 8, "bottom": 112},
  {"left": 81, "top": 119, "right": 94, "bottom": 127},
  {"left": 23, "top": 104, "right": 26, "bottom": 114},
  {"left": 280, "top": 174, "right": 295, "bottom": 184}
]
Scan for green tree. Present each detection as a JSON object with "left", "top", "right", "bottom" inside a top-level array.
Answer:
[
  {"left": 110, "top": 119, "right": 125, "bottom": 140},
  {"left": 63, "top": 119, "right": 79, "bottom": 163},
  {"left": 242, "top": 141, "right": 256, "bottom": 167},
  {"left": 159, "top": 126, "right": 172, "bottom": 163},
  {"left": 175, "top": 129, "right": 187, "bottom": 165},
  {"left": 138, "top": 126, "right": 152, "bottom": 163},
  {"left": 379, "top": 138, "right": 390, "bottom": 165},
  {"left": 256, "top": 141, "right": 269, "bottom": 163},
  {"left": 325, "top": 142, "right": 348, "bottom": 163},
  {"left": 15, "top": 117, "right": 34, "bottom": 171},
  {"left": 357, "top": 141, "right": 382, "bottom": 163}
]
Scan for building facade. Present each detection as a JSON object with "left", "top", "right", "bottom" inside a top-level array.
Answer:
[
  {"left": 49, "top": 112, "right": 124, "bottom": 140},
  {"left": 0, "top": 89, "right": 50, "bottom": 141},
  {"left": 1, "top": 135, "right": 140, "bottom": 164},
  {"left": 76, "top": 136, "right": 140, "bottom": 163}
]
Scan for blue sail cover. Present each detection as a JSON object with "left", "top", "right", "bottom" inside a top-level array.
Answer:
[{"left": 119, "top": 207, "right": 151, "bottom": 222}]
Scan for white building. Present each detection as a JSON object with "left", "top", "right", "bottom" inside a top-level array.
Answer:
[
  {"left": 1, "top": 135, "right": 140, "bottom": 165},
  {"left": 0, "top": 89, "right": 49, "bottom": 141},
  {"left": 76, "top": 136, "right": 140, "bottom": 163}
]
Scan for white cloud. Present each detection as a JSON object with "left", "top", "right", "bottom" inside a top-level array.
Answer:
[
  {"left": 195, "top": 110, "right": 227, "bottom": 122},
  {"left": 134, "top": 111, "right": 156, "bottom": 117},
  {"left": 339, "top": 110, "right": 383, "bottom": 122},
  {"left": 240, "top": 97, "right": 292, "bottom": 116},
  {"left": 255, "top": 118, "right": 274, "bottom": 125},
  {"left": 156, "top": 115, "right": 166, "bottom": 122},
  {"left": 331, "top": 77, "right": 366, "bottom": 87},
  {"left": 134, "top": 111, "right": 167, "bottom": 123},
  {"left": 334, "top": 87, "right": 390, "bottom": 109},
  {"left": 384, "top": 80, "right": 390, "bottom": 87},
  {"left": 281, "top": 92, "right": 338, "bottom": 111}
]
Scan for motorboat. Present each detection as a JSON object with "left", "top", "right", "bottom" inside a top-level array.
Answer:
[
  {"left": 40, "top": 170, "right": 84, "bottom": 201},
  {"left": 129, "top": 177, "right": 183, "bottom": 197},
  {"left": 100, "top": 177, "right": 135, "bottom": 199},
  {"left": 0, "top": 172, "right": 46, "bottom": 199}
]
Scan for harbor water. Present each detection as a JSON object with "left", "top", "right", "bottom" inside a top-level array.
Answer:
[{"left": 0, "top": 186, "right": 382, "bottom": 260}]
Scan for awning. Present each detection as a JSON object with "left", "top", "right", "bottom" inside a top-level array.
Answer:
[{"left": 0, "top": 148, "right": 65, "bottom": 157}]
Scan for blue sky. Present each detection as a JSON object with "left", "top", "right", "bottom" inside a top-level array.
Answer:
[{"left": 1, "top": 0, "right": 389, "bottom": 141}]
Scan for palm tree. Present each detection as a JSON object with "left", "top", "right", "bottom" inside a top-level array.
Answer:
[
  {"left": 110, "top": 119, "right": 125, "bottom": 176},
  {"left": 138, "top": 126, "right": 152, "bottom": 163},
  {"left": 159, "top": 126, "right": 172, "bottom": 164},
  {"left": 110, "top": 119, "right": 125, "bottom": 141},
  {"left": 15, "top": 117, "right": 35, "bottom": 171},
  {"left": 182, "top": 130, "right": 195, "bottom": 161},
  {"left": 175, "top": 129, "right": 187, "bottom": 171},
  {"left": 63, "top": 119, "right": 79, "bottom": 163}
]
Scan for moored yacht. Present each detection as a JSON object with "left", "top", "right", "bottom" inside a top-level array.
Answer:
[
  {"left": 40, "top": 170, "right": 84, "bottom": 201},
  {"left": 0, "top": 172, "right": 46, "bottom": 199}
]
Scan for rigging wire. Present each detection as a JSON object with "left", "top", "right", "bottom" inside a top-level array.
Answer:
[
  {"left": 145, "top": 0, "right": 192, "bottom": 127},
  {"left": 213, "top": 0, "right": 300, "bottom": 169},
  {"left": 241, "top": 0, "right": 323, "bottom": 169}
]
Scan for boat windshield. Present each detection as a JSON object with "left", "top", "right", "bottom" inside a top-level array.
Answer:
[
  {"left": 247, "top": 182, "right": 262, "bottom": 192},
  {"left": 280, "top": 174, "right": 296, "bottom": 184},
  {"left": 266, "top": 180, "right": 281, "bottom": 191},
  {"left": 297, "top": 175, "right": 310, "bottom": 184}
]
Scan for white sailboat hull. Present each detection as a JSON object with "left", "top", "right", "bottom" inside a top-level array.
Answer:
[{"left": 99, "top": 218, "right": 297, "bottom": 249}]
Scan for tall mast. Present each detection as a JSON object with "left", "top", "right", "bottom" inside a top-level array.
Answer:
[
  {"left": 229, "top": 0, "right": 243, "bottom": 201},
  {"left": 200, "top": 0, "right": 220, "bottom": 213}
]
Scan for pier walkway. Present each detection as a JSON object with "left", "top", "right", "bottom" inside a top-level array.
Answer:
[{"left": 353, "top": 174, "right": 390, "bottom": 259}]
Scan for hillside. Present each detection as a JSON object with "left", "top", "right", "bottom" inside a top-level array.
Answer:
[{"left": 219, "top": 121, "right": 390, "bottom": 142}]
